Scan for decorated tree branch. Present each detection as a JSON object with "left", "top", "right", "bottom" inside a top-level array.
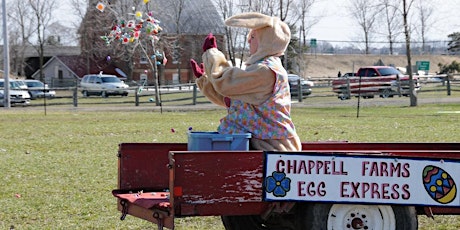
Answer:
[{"left": 96, "top": 0, "right": 166, "bottom": 107}]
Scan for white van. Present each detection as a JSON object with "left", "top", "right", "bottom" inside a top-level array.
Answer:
[
  {"left": 0, "top": 79, "right": 31, "bottom": 105},
  {"left": 80, "top": 74, "right": 129, "bottom": 97}
]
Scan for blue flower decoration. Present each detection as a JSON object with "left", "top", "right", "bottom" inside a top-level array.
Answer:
[{"left": 265, "top": 171, "right": 291, "bottom": 197}]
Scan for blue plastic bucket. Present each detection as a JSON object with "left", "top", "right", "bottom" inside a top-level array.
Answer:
[{"left": 187, "top": 132, "right": 251, "bottom": 151}]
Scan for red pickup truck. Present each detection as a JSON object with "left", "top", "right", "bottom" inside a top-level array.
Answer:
[{"left": 332, "top": 66, "right": 420, "bottom": 100}]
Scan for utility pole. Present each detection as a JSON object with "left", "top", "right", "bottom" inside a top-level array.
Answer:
[{"left": 2, "top": 0, "right": 11, "bottom": 108}]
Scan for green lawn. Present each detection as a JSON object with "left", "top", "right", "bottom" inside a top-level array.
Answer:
[{"left": 0, "top": 103, "right": 459, "bottom": 229}]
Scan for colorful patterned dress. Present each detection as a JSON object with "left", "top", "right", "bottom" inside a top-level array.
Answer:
[{"left": 218, "top": 57, "right": 297, "bottom": 140}]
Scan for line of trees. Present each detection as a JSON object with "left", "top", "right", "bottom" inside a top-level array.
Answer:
[
  {"left": 210, "top": 0, "right": 460, "bottom": 107},
  {"left": 348, "top": 0, "right": 438, "bottom": 56},
  {"left": 2, "top": 0, "right": 459, "bottom": 75},
  {"left": 3, "top": 0, "right": 82, "bottom": 78}
]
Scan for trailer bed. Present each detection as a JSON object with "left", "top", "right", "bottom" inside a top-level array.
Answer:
[{"left": 114, "top": 142, "right": 460, "bottom": 229}]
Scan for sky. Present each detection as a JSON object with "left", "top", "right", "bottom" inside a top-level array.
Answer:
[
  {"left": 55, "top": 0, "right": 460, "bottom": 42},
  {"left": 2, "top": 0, "right": 460, "bottom": 46},
  {"left": 307, "top": 0, "right": 460, "bottom": 45}
]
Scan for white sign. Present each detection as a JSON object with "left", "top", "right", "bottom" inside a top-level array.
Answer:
[{"left": 263, "top": 152, "right": 460, "bottom": 207}]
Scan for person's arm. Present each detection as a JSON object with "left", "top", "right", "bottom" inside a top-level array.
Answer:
[
  {"left": 203, "top": 48, "right": 275, "bottom": 105},
  {"left": 195, "top": 75, "right": 226, "bottom": 107}
]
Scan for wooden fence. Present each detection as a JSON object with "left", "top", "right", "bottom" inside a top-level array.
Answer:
[{"left": 21, "top": 77, "right": 460, "bottom": 108}]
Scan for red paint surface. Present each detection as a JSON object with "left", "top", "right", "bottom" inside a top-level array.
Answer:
[{"left": 116, "top": 142, "right": 460, "bottom": 223}]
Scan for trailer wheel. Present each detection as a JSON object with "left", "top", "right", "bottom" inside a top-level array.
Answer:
[
  {"left": 298, "top": 203, "right": 417, "bottom": 230},
  {"left": 221, "top": 214, "right": 297, "bottom": 230}
]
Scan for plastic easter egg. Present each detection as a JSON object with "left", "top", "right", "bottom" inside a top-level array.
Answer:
[
  {"left": 422, "top": 165, "right": 457, "bottom": 204},
  {"left": 96, "top": 2, "right": 105, "bottom": 12},
  {"left": 135, "top": 11, "right": 142, "bottom": 19}
]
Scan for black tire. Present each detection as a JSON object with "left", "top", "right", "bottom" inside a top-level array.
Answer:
[
  {"left": 82, "top": 90, "right": 89, "bottom": 97},
  {"left": 221, "top": 213, "right": 297, "bottom": 230},
  {"left": 338, "top": 94, "right": 349, "bottom": 100},
  {"left": 380, "top": 88, "right": 392, "bottom": 98},
  {"left": 101, "top": 91, "right": 108, "bottom": 98},
  {"left": 297, "top": 203, "right": 417, "bottom": 230}
]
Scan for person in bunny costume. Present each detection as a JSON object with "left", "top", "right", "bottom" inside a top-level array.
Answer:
[{"left": 190, "top": 12, "right": 301, "bottom": 153}]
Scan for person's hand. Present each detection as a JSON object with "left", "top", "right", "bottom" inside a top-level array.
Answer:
[
  {"left": 203, "top": 33, "right": 217, "bottom": 52},
  {"left": 190, "top": 59, "right": 205, "bottom": 78}
]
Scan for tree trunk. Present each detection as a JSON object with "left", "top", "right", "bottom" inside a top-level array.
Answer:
[{"left": 403, "top": 0, "right": 417, "bottom": 106}]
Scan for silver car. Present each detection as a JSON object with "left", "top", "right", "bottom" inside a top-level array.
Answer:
[
  {"left": 24, "top": 80, "right": 56, "bottom": 99},
  {"left": 288, "top": 74, "right": 313, "bottom": 97},
  {"left": 80, "top": 74, "right": 129, "bottom": 97},
  {"left": 0, "top": 79, "right": 31, "bottom": 105}
]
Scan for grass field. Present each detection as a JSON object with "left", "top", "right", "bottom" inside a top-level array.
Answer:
[{"left": 1, "top": 102, "right": 459, "bottom": 229}]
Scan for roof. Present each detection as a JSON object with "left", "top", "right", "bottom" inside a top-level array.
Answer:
[{"left": 29, "top": 55, "right": 128, "bottom": 79}]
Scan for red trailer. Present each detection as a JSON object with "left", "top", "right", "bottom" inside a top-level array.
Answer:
[{"left": 112, "top": 142, "right": 460, "bottom": 229}]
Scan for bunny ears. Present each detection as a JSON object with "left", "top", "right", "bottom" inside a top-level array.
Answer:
[
  {"left": 224, "top": 12, "right": 291, "bottom": 65},
  {"left": 224, "top": 12, "right": 275, "bottom": 30}
]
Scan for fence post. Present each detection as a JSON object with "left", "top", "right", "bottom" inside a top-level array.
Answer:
[
  {"left": 446, "top": 76, "right": 451, "bottom": 96},
  {"left": 192, "top": 84, "right": 197, "bottom": 105},
  {"left": 135, "top": 87, "right": 139, "bottom": 106},
  {"left": 73, "top": 87, "right": 78, "bottom": 107},
  {"left": 297, "top": 78, "right": 303, "bottom": 102}
]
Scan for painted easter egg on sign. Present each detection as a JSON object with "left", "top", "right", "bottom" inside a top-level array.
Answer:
[{"left": 422, "top": 165, "right": 457, "bottom": 204}]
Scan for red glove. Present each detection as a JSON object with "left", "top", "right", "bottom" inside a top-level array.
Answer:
[
  {"left": 203, "top": 33, "right": 217, "bottom": 52},
  {"left": 190, "top": 59, "right": 205, "bottom": 78},
  {"left": 224, "top": 97, "right": 231, "bottom": 107}
]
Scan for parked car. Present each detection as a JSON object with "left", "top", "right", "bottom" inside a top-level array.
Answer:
[
  {"left": 80, "top": 74, "right": 129, "bottom": 97},
  {"left": 13, "top": 80, "right": 28, "bottom": 90},
  {"left": 288, "top": 74, "right": 313, "bottom": 97},
  {"left": 24, "top": 80, "right": 56, "bottom": 99},
  {"left": 0, "top": 79, "right": 31, "bottom": 105}
]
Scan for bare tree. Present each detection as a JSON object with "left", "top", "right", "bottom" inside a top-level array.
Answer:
[
  {"left": 213, "top": 0, "right": 308, "bottom": 71},
  {"left": 69, "top": 0, "right": 88, "bottom": 44},
  {"left": 79, "top": 0, "right": 117, "bottom": 75},
  {"left": 295, "top": 0, "right": 317, "bottom": 48},
  {"left": 414, "top": 0, "right": 435, "bottom": 54},
  {"left": 170, "top": 0, "right": 185, "bottom": 85},
  {"left": 70, "top": 0, "right": 88, "bottom": 20},
  {"left": 379, "top": 0, "right": 402, "bottom": 55},
  {"left": 6, "top": 0, "right": 35, "bottom": 76},
  {"left": 402, "top": 0, "right": 417, "bottom": 106},
  {"left": 278, "top": 0, "right": 294, "bottom": 21},
  {"left": 349, "top": 0, "right": 378, "bottom": 54},
  {"left": 29, "top": 0, "right": 57, "bottom": 82},
  {"left": 213, "top": 0, "right": 237, "bottom": 65}
]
